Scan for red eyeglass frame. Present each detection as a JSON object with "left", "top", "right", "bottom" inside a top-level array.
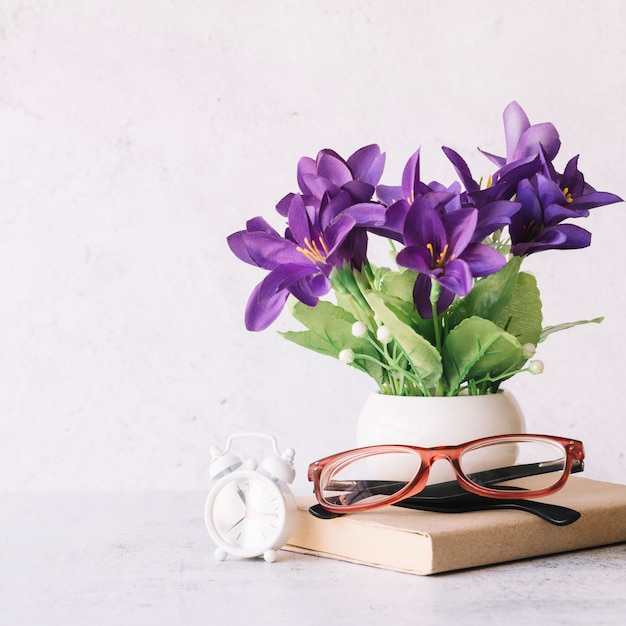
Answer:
[{"left": 308, "top": 434, "right": 585, "bottom": 514}]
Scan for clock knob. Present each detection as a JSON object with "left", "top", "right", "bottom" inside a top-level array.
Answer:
[
  {"left": 261, "top": 447, "right": 296, "bottom": 484},
  {"left": 244, "top": 458, "right": 258, "bottom": 471},
  {"left": 263, "top": 549, "right": 277, "bottom": 563},
  {"left": 215, "top": 547, "right": 228, "bottom": 561},
  {"left": 209, "top": 446, "right": 242, "bottom": 479}
]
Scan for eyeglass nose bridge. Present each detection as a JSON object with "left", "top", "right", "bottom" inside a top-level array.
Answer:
[{"left": 416, "top": 449, "right": 466, "bottom": 483}]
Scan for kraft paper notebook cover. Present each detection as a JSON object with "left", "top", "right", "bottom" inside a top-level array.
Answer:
[{"left": 284, "top": 477, "right": 626, "bottom": 575}]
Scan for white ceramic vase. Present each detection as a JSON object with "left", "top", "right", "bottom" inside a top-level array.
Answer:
[{"left": 355, "top": 390, "right": 526, "bottom": 483}]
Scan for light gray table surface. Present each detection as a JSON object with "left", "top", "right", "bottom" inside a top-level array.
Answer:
[{"left": 1, "top": 490, "right": 625, "bottom": 626}]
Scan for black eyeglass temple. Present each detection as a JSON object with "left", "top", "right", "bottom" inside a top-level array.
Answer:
[{"left": 325, "top": 458, "right": 584, "bottom": 503}]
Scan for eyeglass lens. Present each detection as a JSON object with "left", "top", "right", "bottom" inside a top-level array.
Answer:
[{"left": 320, "top": 438, "right": 568, "bottom": 507}]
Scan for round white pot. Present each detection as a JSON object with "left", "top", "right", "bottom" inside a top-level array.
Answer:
[{"left": 355, "top": 390, "right": 526, "bottom": 483}]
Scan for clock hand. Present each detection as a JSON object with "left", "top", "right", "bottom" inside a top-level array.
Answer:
[
  {"left": 236, "top": 486, "right": 247, "bottom": 504},
  {"left": 225, "top": 516, "right": 246, "bottom": 532}
]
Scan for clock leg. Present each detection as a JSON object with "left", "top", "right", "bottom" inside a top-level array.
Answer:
[
  {"left": 215, "top": 547, "right": 228, "bottom": 561},
  {"left": 263, "top": 549, "right": 277, "bottom": 563}
]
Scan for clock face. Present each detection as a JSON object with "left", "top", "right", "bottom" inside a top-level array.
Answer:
[{"left": 208, "top": 473, "right": 287, "bottom": 554}]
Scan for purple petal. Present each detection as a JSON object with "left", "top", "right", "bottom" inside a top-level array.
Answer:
[
  {"left": 511, "top": 224, "right": 590, "bottom": 256},
  {"left": 560, "top": 155, "right": 585, "bottom": 197},
  {"left": 544, "top": 202, "right": 585, "bottom": 225},
  {"left": 319, "top": 191, "right": 352, "bottom": 230},
  {"left": 413, "top": 274, "right": 456, "bottom": 318},
  {"left": 570, "top": 191, "right": 623, "bottom": 212},
  {"left": 472, "top": 200, "right": 520, "bottom": 241},
  {"left": 343, "top": 202, "right": 388, "bottom": 227},
  {"left": 509, "top": 179, "right": 543, "bottom": 243},
  {"left": 437, "top": 258, "right": 473, "bottom": 296},
  {"left": 434, "top": 285, "right": 456, "bottom": 315},
  {"left": 442, "top": 146, "right": 480, "bottom": 193},
  {"left": 226, "top": 231, "right": 255, "bottom": 265},
  {"left": 370, "top": 199, "right": 410, "bottom": 241},
  {"left": 287, "top": 283, "right": 318, "bottom": 307},
  {"left": 461, "top": 243, "right": 506, "bottom": 277},
  {"left": 322, "top": 213, "right": 358, "bottom": 256},
  {"left": 403, "top": 196, "right": 448, "bottom": 248},
  {"left": 289, "top": 273, "right": 331, "bottom": 306},
  {"left": 335, "top": 229, "right": 368, "bottom": 268},
  {"left": 308, "top": 273, "right": 332, "bottom": 297},
  {"left": 401, "top": 149, "right": 421, "bottom": 199},
  {"left": 275, "top": 192, "right": 294, "bottom": 217},
  {"left": 296, "top": 157, "right": 317, "bottom": 196},
  {"left": 413, "top": 274, "right": 434, "bottom": 318},
  {"left": 503, "top": 101, "right": 530, "bottom": 162},
  {"left": 491, "top": 154, "right": 541, "bottom": 193},
  {"left": 347, "top": 144, "right": 386, "bottom": 186},
  {"left": 246, "top": 216, "right": 280, "bottom": 235},
  {"left": 237, "top": 231, "right": 302, "bottom": 269},
  {"left": 441, "top": 207, "right": 477, "bottom": 258},
  {"left": 258, "top": 263, "right": 316, "bottom": 302},
  {"left": 478, "top": 147, "right": 506, "bottom": 168},
  {"left": 227, "top": 217, "right": 292, "bottom": 267},
  {"left": 316, "top": 150, "right": 352, "bottom": 187},
  {"left": 536, "top": 174, "right": 568, "bottom": 207},
  {"left": 545, "top": 224, "right": 592, "bottom": 249},
  {"left": 287, "top": 194, "right": 312, "bottom": 245},
  {"left": 514, "top": 122, "right": 560, "bottom": 162},
  {"left": 376, "top": 184, "right": 403, "bottom": 205},
  {"left": 342, "top": 179, "right": 375, "bottom": 202},
  {"left": 396, "top": 245, "right": 434, "bottom": 274},
  {"left": 244, "top": 282, "right": 289, "bottom": 331},
  {"left": 301, "top": 173, "right": 340, "bottom": 200}
]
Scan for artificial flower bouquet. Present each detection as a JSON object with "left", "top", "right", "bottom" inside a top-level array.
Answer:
[{"left": 228, "top": 102, "right": 622, "bottom": 396}]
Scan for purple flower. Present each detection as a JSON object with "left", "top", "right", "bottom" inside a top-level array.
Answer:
[
  {"left": 276, "top": 144, "right": 386, "bottom": 215},
  {"left": 442, "top": 147, "right": 522, "bottom": 240},
  {"left": 550, "top": 154, "right": 623, "bottom": 213},
  {"left": 444, "top": 144, "right": 541, "bottom": 206},
  {"left": 376, "top": 149, "right": 433, "bottom": 206},
  {"left": 479, "top": 101, "right": 561, "bottom": 168},
  {"left": 396, "top": 192, "right": 506, "bottom": 317},
  {"left": 293, "top": 188, "right": 387, "bottom": 269},
  {"left": 375, "top": 149, "right": 458, "bottom": 241},
  {"left": 509, "top": 176, "right": 595, "bottom": 256},
  {"left": 227, "top": 195, "right": 357, "bottom": 331},
  {"left": 272, "top": 144, "right": 389, "bottom": 269}
]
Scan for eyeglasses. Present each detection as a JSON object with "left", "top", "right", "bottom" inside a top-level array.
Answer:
[{"left": 308, "top": 434, "right": 585, "bottom": 514}]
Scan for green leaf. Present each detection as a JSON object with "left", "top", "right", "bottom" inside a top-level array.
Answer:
[
  {"left": 280, "top": 329, "right": 338, "bottom": 357},
  {"left": 364, "top": 291, "right": 442, "bottom": 392},
  {"left": 540, "top": 317, "right": 604, "bottom": 342},
  {"left": 281, "top": 300, "right": 384, "bottom": 383},
  {"left": 289, "top": 298, "right": 355, "bottom": 332},
  {"left": 447, "top": 257, "right": 522, "bottom": 329},
  {"left": 377, "top": 270, "right": 435, "bottom": 341},
  {"left": 443, "top": 316, "right": 525, "bottom": 393},
  {"left": 379, "top": 269, "right": 419, "bottom": 301},
  {"left": 496, "top": 271, "right": 542, "bottom": 346}
]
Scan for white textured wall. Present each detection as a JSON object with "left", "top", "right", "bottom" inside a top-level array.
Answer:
[{"left": 1, "top": 0, "right": 625, "bottom": 493}]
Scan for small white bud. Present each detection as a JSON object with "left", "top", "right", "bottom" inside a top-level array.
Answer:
[
  {"left": 352, "top": 321, "right": 367, "bottom": 338},
  {"left": 376, "top": 326, "right": 392, "bottom": 344},
  {"left": 529, "top": 360, "right": 544, "bottom": 375},
  {"left": 523, "top": 343, "right": 536, "bottom": 357},
  {"left": 339, "top": 348, "right": 355, "bottom": 364}
]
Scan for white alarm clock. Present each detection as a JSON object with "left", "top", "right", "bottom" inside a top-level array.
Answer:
[{"left": 204, "top": 433, "right": 297, "bottom": 563}]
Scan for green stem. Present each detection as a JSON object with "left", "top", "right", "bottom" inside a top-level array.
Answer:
[
  {"left": 429, "top": 281, "right": 442, "bottom": 353},
  {"left": 429, "top": 281, "right": 448, "bottom": 396},
  {"left": 330, "top": 265, "right": 374, "bottom": 328},
  {"left": 353, "top": 350, "right": 429, "bottom": 396}
]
